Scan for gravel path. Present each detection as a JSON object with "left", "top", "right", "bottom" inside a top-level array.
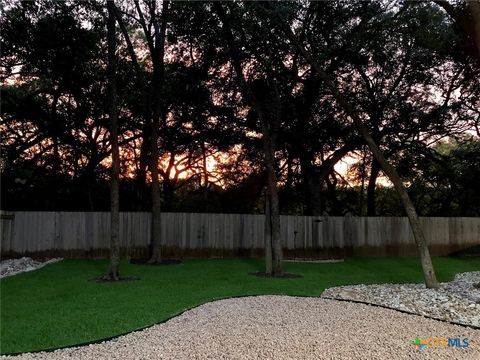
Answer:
[{"left": 4, "top": 296, "right": 479, "bottom": 359}]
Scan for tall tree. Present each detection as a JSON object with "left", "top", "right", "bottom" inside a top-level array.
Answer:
[
  {"left": 147, "top": 0, "right": 170, "bottom": 263},
  {"left": 106, "top": 0, "right": 120, "bottom": 280},
  {"left": 273, "top": 2, "right": 439, "bottom": 288},
  {"left": 214, "top": 3, "right": 284, "bottom": 275},
  {"left": 112, "top": 0, "right": 170, "bottom": 262}
]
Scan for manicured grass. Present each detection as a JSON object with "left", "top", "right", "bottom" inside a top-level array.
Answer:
[{"left": 1, "top": 256, "right": 479, "bottom": 354}]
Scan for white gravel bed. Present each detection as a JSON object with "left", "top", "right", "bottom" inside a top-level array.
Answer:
[
  {"left": 4, "top": 296, "right": 479, "bottom": 359},
  {"left": 321, "top": 271, "right": 480, "bottom": 327},
  {"left": 0, "top": 257, "right": 62, "bottom": 278}
]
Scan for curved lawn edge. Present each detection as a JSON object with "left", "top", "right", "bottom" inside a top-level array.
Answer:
[
  {"left": 3, "top": 294, "right": 478, "bottom": 357},
  {"left": 0, "top": 293, "right": 303, "bottom": 357},
  {"left": 3, "top": 258, "right": 479, "bottom": 355}
]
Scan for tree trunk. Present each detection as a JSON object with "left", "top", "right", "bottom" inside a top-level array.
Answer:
[
  {"left": 162, "top": 178, "right": 175, "bottom": 212},
  {"left": 148, "top": 65, "right": 164, "bottom": 262},
  {"left": 214, "top": 3, "right": 283, "bottom": 275},
  {"left": 136, "top": 139, "right": 150, "bottom": 210},
  {"left": 361, "top": 132, "right": 438, "bottom": 288},
  {"left": 112, "top": 4, "right": 151, "bottom": 212},
  {"left": 264, "top": 193, "right": 273, "bottom": 275},
  {"left": 106, "top": 0, "right": 120, "bottom": 280},
  {"left": 367, "top": 159, "right": 380, "bottom": 216},
  {"left": 201, "top": 141, "right": 209, "bottom": 201},
  {"left": 325, "top": 175, "right": 341, "bottom": 215},
  {"left": 358, "top": 148, "right": 367, "bottom": 215},
  {"left": 148, "top": 0, "right": 170, "bottom": 263},
  {"left": 301, "top": 144, "right": 353, "bottom": 216},
  {"left": 282, "top": 25, "right": 439, "bottom": 288},
  {"left": 50, "top": 90, "right": 61, "bottom": 176},
  {"left": 137, "top": 123, "right": 153, "bottom": 212},
  {"left": 149, "top": 105, "right": 162, "bottom": 263},
  {"left": 263, "top": 135, "right": 283, "bottom": 275},
  {"left": 300, "top": 155, "right": 323, "bottom": 216}
]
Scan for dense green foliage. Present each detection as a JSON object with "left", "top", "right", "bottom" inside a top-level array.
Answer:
[
  {"left": 1, "top": 1, "right": 479, "bottom": 216},
  {"left": 1, "top": 257, "right": 479, "bottom": 354}
]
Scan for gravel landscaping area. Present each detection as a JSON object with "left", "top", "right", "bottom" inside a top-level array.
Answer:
[
  {"left": 322, "top": 271, "right": 480, "bottom": 327},
  {"left": 4, "top": 296, "right": 479, "bottom": 359},
  {"left": 0, "top": 257, "right": 62, "bottom": 278}
]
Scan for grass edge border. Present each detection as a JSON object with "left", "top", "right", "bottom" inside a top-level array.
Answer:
[{"left": 2, "top": 294, "right": 479, "bottom": 357}]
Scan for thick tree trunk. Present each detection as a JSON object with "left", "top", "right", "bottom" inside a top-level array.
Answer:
[
  {"left": 263, "top": 135, "right": 283, "bottom": 275},
  {"left": 325, "top": 176, "right": 341, "bottom": 215},
  {"left": 358, "top": 149, "right": 367, "bottom": 215},
  {"left": 367, "top": 159, "right": 380, "bottom": 216},
  {"left": 106, "top": 0, "right": 120, "bottom": 280},
  {"left": 283, "top": 26, "right": 439, "bottom": 288},
  {"left": 162, "top": 176, "right": 175, "bottom": 212},
  {"left": 270, "top": 184, "right": 283, "bottom": 274},
  {"left": 264, "top": 193, "right": 273, "bottom": 275},
  {"left": 300, "top": 155, "right": 323, "bottom": 216},
  {"left": 149, "top": 112, "right": 162, "bottom": 263}
]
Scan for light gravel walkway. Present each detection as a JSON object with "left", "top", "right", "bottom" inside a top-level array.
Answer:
[{"left": 4, "top": 296, "right": 479, "bottom": 359}]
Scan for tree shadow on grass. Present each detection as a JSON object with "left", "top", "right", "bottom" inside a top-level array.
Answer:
[
  {"left": 129, "top": 259, "right": 182, "bottom": 266},
  {"left": 249, "top": 271, "right": 303, "bottom": 279},
  {"left": 90, "top": 275, "right": 140, "bottom": 283}
]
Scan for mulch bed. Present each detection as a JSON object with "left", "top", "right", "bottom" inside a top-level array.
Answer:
[
  {"left": 249, "top": 271, "right": 303, "bottom": 279},
  {"left": 130, "top": 259, "right": 183, "bottom": 266}
]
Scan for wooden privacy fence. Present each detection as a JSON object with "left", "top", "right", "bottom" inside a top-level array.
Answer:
[{"left": 1, "top": 211, "right": 479, "bottom": 258}]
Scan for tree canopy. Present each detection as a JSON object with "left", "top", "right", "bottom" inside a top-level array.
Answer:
[{"left": 1, "top": 0, "right": 479, "bottom": 217}]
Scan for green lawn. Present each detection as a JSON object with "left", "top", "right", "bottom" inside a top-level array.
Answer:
[{"left": 1, "top": 256, "right": 479, "bottom": 354}]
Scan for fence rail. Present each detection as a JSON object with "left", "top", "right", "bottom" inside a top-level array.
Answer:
[{"left": 1, "top": 211, "right": 479, "bottom": 258}]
